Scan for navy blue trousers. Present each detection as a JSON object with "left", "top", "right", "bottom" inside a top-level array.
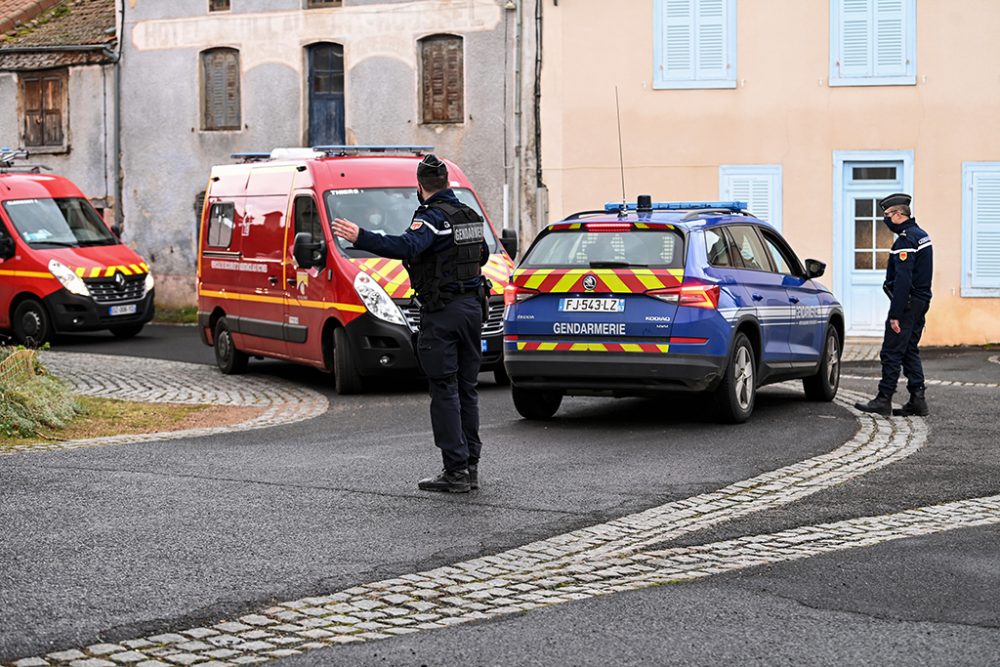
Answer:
[
  {"left": 878, "top": 299, "right": 930, "bottom": 397},
  {"left": 417, "top": 295, "right": 483, "bottom": 472}
]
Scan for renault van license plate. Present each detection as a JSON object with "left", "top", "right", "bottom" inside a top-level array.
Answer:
[
  {"left": 109, "top": 304, "right": 138, "bottom": 316},
  {"left": 559, "top": 298, "right": 624, "bottom": 313}
]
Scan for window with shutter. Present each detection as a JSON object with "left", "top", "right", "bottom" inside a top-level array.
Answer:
[
  {"left": 209, "top": 0, "right": 230, "bottom": 11},
  {"left": 420, "top": 34, "right": 464, "bottom": 124},
  {"left": 719, "top": 165, "right": 783, "bottom": 232},
  {"left": 19, "top": 69, "right": 67, "bottom": 148},
  {"left": 653, "top": 0, "right": 735, "bottom": 89},
  {"left": 201, "top": 48, "right": 241, "bottom": 131},
  {"left": 830, "top": 0, "right": 915, "bottom": 86},
  {"left": 307, "top": 0, "right": 342, "bottom": 7},
  {"left": 962, "top": 163, "right": 1000, "bottom": 296}
]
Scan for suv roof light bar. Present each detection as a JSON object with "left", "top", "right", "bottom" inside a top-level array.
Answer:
[
  {"left": 603, "top": 200, "right": 748, "bottom": 213},
  {"left": 311, "top": 145, "right": 434, "bottom": 156}
]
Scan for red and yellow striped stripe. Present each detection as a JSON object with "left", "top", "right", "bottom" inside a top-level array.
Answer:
[
  {"left": 511, "top": 340, "right": 670, "bottom": 353},
  {"left": 511, "top": 268, "right": 683, "bottom": 294},
  {"left": 73, "top": 262, "right": 149, "bottom": 279},
  {"left": 350, "top": 254, "right": 513, "bottom": 299}
]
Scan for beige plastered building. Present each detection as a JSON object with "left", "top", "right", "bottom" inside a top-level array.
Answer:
[{"left": 538, "top": 0, "right": 1000, "bottom": 346}]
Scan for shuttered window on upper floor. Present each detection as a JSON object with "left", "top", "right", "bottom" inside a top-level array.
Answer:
[
  {"left": 201, "top": 48, "right": 241, "bottom": 131},
  {"left": 720, "top": 165, "right": 783, "bottom": 232},
  {"left": 962, "top": 163, "right": 1000, "bottom": 297},
  {"left": 20, "top": 69, "right": 67, "bottom": 149},
  {"left": 830, "top": 0, "right": 915, "bottom": 86},
  {"left": 420, "top": 34, "right": 464, "bottom": 124},
  {"left": 653, "top": 0, "right": 736, "bottom": 89}
]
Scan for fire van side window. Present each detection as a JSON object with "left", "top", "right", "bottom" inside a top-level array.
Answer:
[
  {"left": 294, "top": 196, "right": 322, "bottom": 241},
  {"left": 207, "top": 203, "right": 235, "bottom": 248}
]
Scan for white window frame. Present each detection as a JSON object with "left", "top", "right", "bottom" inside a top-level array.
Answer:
[
  {"left": 961, "top": 162, "right": 1000, "bottom": 297},
  {"left": 829, "top": 0, "right": 916, "bottom": 87},
  {"left": 653, "top": 0, "right": 737, "bottom": 90},
  {"left": 719, "top": 165, "right": 782, "bottom": 232}
]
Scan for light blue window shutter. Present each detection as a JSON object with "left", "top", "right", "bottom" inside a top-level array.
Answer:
[
  {"left": 695, "top": 0, "right": 727, "bottom": 81},
  {"left": 721, "top": 166, "right": 782, "bottom": 231},
  {"left": 838, "top": 0, "right": 873, "bottom": 78},
  {"left": 874, "top": 0, "right": 907, "bottom": 76},
  {"left": 970, "top": 171, "right": 1000, "bottom": 289},
  {"left": 662, "top": 0, "right": 695, "bottom": 82}
]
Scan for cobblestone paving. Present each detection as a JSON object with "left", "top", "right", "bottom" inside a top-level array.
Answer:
[
  {"left": 11, "top": 386, "right": 1000, "bottom": 667},
  {"left": 1, "top": 353, "right": 329, "bottom": 456},
  {"left": 842, "top": 374, "right": 1000, "bottom": 390}
]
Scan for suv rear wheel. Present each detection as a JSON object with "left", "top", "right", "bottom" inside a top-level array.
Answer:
[
  {"left": 803, "top": 325, "right": 841, "bottom": 401},
  {"left": 214, "top": 317, "right": 249, "bottom": 374},
  {"left": 714, "top": 332, "right": 756, "bottom": 423},
  {"left": 512, "top": 385, "right": 562, "bottom": 420}
]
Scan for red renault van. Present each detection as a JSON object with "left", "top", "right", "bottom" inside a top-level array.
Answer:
[
  {"left": 196, "top": 146, "right": 517, "bottom": 394},
  {"left": 0, "top": 151, "right": 154, "bottom": 346}
]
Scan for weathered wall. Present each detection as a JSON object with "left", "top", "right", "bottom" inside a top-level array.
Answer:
[{"left": 541, "top": 0, "right": 1000, "bottom": 345}]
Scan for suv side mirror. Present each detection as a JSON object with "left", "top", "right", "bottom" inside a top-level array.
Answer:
[
  {"left": 293, "top": 232, "right": 326, "bottom": 269},
  {"left": 0, "top": 235, "right": 14, "bottom": 260},
  {"left": 804, "top": 258, "right": 826, "bottom": 279},
  {"left": 500, "top": 228, "right": 518, "bottom": 259}
]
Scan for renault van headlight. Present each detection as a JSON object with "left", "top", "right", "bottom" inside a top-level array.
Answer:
[
  {"left": 48, "top": 259, "right": 91, "bottom": 297},
  {"left": 353, "top": 272, "right": 406, "bottom": 326},
  {"left": 144, "top": 270, "right": 155, "bottom": 295}
]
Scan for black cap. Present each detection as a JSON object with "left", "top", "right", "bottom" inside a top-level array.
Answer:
[
  {"left": 417, "top": 153, "right": 448, "bottom": 180},
  {"left": 878, "top": 193, "right": 911, "bottom": 211}
]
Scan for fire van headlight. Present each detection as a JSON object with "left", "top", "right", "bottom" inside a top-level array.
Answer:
[
  {"left": 353, "top": 272, "right": 406, "bottom": 326},
  {"left": 48, "top": 259, "right": 90, "bottom": 297},
  {"left": 144, "top": 270, "right": 155, "bottom": 295}
]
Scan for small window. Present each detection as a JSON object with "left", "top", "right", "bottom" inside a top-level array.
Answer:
[
  {"left": 720, "top": 164, "right": 782, "bottom": 231},
  {"left": 201, "top": 48, "right": 241, "bottom": 131},
  {"left": 420, "top": 34, "right": 464, "bottom": 124},
  {"left": 307, "top": 0, "right": 342, "bottom": 7},
  {"left": 962, "top": 162, "right": 1000, "bottom": 296},
  {"left": 852, "top": 166, "right": 896, "bottom": 181},
  {"left": 293, "top": 196, "right": 322, "bottom": 241},
  {"left": 209, "top": 0, "right": 230, "bottom": 11},
  {"left": 653, "top": 0, "right": 736, "bottom": 90},
  {"left": 727, "top": 225, "right": 773, "bottom": 272},
  {"left": 705, "top": 228, "right": 735, "bottom": 267},
  {"left": 830, "top": 0, "right": 916, "bottom": 87},
  {"left": 20, "top": 69, "right": 67, "bottom": 148},
  {"left": 206, "top": 202, "right": 235, "bottom": 248}
]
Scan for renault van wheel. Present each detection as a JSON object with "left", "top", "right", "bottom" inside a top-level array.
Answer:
[
  {"left": 333, "top": 327, "right": 364, "bottom": 394},
  {"left": 214, "top": 317, "right": 248, "bottom": 374},
  {"left": 493, "top": 364, "right": 511, "bottom": 386},
  {"left": 511, "top": 385, "right": 562, "bottom": 420},
  {"left": 12, "top": 299, "right": 51, "bottom": 348},
  {"left": 110, "top": 324, "right": 145, "bottom": 340}
]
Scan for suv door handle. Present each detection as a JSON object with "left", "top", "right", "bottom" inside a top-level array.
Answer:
[
  {"left": 751, "top": 293, "right": 764, "bottom": 302},
  {"left": 789, "top": 296, "right": 800, "bottom": 304}
]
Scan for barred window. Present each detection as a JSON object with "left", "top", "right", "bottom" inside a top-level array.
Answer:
[
  {"left": 420, "top": 34, "right": 464, "bottom": 124},
  {"left": 20, "top": 69, "right": 67, "bottom": 148},
  {"left": 201, "top": 48, "right": 241, "bottom": 131}
]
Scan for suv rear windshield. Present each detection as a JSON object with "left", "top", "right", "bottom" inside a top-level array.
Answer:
[
  {"left": 3, "top": 198, "right": 117, "bottom": 248},
  {"left": 324, "top": 187, "right": 497, "bottom": 258},
  {"left": 521, "top": 229, "right": 685, "bottom": 269}
]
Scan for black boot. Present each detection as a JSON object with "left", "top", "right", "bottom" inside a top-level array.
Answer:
[
  {"left": 893, "top": 388, "right": 929, "bottom": 416},
  {"left": 418, "top": 468, "right": 471, "bottom": 493},
  {"left": 468, "top": 463, "right": 479, "bottom": 490},
  {"left": 854, "top": 393, "right": 893, "bottom": 416}
]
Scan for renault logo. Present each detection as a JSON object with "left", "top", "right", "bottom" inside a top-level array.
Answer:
[
  {"left": 582, "top": 275, "right": 598, "bottom": 291},
  {"left": 113, "top": 271, "right": 126, "bottom": 291}
]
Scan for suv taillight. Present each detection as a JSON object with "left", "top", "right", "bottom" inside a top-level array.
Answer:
[
  {"left": 504, "top": 283, "right": 538, "bottom": 306},
  {"left": 647, "top": 279, "right": 720, "bottom": 309}
]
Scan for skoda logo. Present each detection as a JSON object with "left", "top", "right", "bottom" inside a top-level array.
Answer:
[
  {"left": 582, "top": 274, "right": 598, "bottom": 291},
  {"left": 113, "top": 271, "right": 126, "bottom": 291}
]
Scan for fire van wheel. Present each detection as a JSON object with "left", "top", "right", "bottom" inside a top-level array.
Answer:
[
  {"left": 333, "top": 327, "right": 364, "bottom": 395},
  {"left": 214, "top": 318, "right": 248, "bottom": 375},
  {"left": 713, "top": 332, "right": 756, "bottom": 424},
  {"left": 803, "top": 326, "right": 841, "bottom": 402},
  {"left": 109, "top": 324, "right": 144, "bottom": 340},
  {"left": 512, "top": 386, "right": 562, "bottom": 420},
  {"left": 12, "top": 299, "right": 51, "bottom": 347},
  {"left": 493, "top": 364, "right": 511, "bottom": 386}
]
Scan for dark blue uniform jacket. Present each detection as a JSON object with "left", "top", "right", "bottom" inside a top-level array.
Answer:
[
  {"left": 884, "top": 217, "right": 933, "bottom": 320},
  {"left": 353, "top": 189, "right": 488, "bottom": 293}
]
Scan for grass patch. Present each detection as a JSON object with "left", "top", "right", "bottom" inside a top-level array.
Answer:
[
  {"left": 154, "top": 305, "right": 199, "bottom": 324},
  {"left": 1, "top": 348, "right": 82, "bottom": 439}
]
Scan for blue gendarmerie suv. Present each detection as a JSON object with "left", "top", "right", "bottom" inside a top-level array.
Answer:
[{"left": 502, "top": 197, "right": 845, "bottom": 423}]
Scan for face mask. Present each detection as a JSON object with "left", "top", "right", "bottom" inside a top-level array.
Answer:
[{"left": 368, "top": 213, "right": 382, "bottom": 226}]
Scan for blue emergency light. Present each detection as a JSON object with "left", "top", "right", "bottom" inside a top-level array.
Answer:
[
  {"left": 604, "top": 200, "right": 749, "bottom": 213},
  {"left": 312, "top": 145, "right": 434, "bottom": 156}
]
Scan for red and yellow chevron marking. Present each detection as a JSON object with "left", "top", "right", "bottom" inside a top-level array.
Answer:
[
  {"left": 74, "top": 262, "right": 149, "bottom": 279},
  {"left": 513, "top": 341, "right": 669, "bottom": 353},
  {"left": 511, "top": 268, "right": 683, "bottom": 294},
  {"left": 547, "top": 221, "right": 675, "bottom": 231},
  {"left": 351, "top": 254, "right": 512, "bottom": 299}
]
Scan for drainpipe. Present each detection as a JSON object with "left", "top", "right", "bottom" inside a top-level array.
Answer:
[{"left": 512, "top": 0, "right": 523, "bottom": 240}]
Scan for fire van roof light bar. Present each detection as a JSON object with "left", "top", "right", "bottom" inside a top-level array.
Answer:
[
  {"left": 603, "top": 200, "right": 748, "bottom": 213},
  {"left": 0, "top": 147, "right": 50, "bottom": 173},
  {"left": 231, "top": 152, "right": 272, "bottom": 163},
  {"left": 311, "top": 145, "right": 434, "bottom": 157}
]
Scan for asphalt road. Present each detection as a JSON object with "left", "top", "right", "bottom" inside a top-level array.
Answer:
[{"left": 1, "top": 326, "right": 998, "bottom": 665}]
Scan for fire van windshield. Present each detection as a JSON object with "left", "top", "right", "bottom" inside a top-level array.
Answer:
[
  {"left": 3, "top": 198, "right": 118, "bottom": 249},
  {"left": 324, "top": 187, "right": 497, "bottom": 258}
]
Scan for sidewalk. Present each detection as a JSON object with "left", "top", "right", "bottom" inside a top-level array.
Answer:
[{"left": 842, "top": 337, "right": 882, "bottom": 363}]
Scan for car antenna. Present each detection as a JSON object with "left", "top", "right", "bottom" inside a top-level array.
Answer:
[{"left": 615, "top": 86, "right": 627, "bottom": 218}]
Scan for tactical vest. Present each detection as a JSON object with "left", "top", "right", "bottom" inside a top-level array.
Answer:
[{"left": 405, "top": 201, "right": 484, "bottom": 311}]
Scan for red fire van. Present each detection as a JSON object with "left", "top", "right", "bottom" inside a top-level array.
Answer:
[
  {"left": 196, "top": 146, "right": 517, "bottom": 394},
  {"left": 0, "top": 151, "right": 155, "bottom": 346}
]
